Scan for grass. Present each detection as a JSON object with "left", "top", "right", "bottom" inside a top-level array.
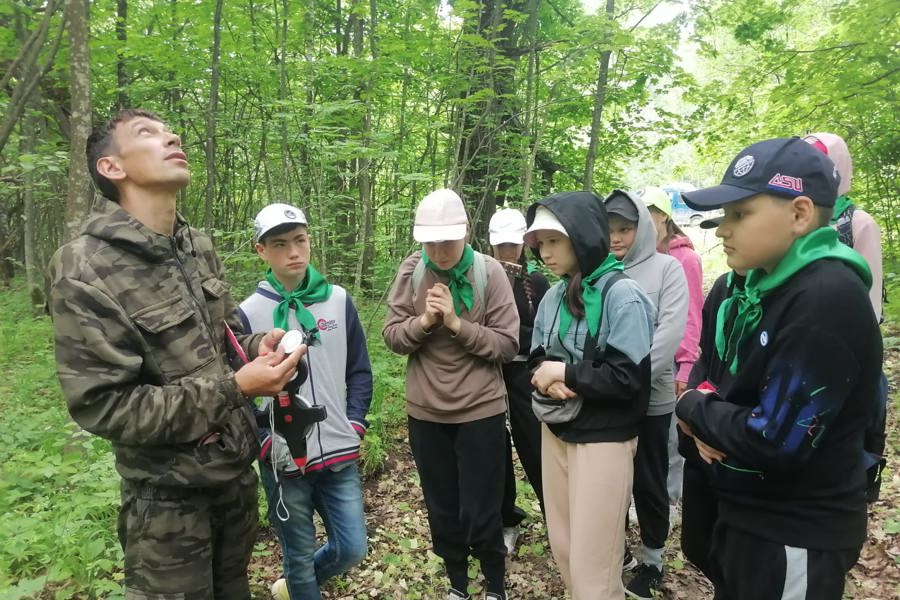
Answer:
[{"left": 0, "top": 279, "right": 410, "bottom": 599}]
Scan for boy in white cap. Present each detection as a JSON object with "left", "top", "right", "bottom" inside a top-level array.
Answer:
[
  {"left": 488, "top": 208, "right": 551, "bottom": 553},
  {"left": 383, "top": 189, "right": 519, "bottom": 600},
  {"left": 238, "top": 203, "right": 372, "bottom": 600}
]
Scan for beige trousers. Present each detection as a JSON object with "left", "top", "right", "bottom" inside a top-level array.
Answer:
[{"left": 542, "top": 424, "right": 637, "bottom": 600}]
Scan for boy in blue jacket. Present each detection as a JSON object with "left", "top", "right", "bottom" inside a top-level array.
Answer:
[{"left": 676, "top": 138, "right": 882, "bottom": 600}]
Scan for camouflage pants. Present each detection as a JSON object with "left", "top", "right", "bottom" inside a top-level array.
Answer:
[{"left": 117, "top": 468, "right": 258, "bottom": 600}]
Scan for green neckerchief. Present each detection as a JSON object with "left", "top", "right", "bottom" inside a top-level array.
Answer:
[
  {"left": 265, "top": 265, "right": 333, "bottom": 340},
  {"left": 715, "top": 227, "right": 871, "bottom": 374},
  {"left": 421, "top": 244, "right": 475, "bottom": 315},
  {"left": 525, "top": 261, "right": 538, "bottom": 275},
  {"left": 558, "top": 253, "right": 625, "bottom": 345},
  {"left": 830, "top": 195, "right": 854, "bottom": 225}
]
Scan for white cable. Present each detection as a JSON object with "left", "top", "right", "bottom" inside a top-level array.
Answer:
[{"left": 268, "top": 400, "right": 291, "bottom": 522}]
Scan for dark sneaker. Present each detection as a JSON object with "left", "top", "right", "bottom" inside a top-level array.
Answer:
[
  {"left": 625, "top": 563, "right": 663, "bottom": 599},
  {"left": 622, "top": 546, "right": 638, "bottom": 572}
]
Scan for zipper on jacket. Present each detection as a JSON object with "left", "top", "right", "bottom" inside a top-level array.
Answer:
[{"left": 170, "top": 237, "right": 217, "bottom": 351}]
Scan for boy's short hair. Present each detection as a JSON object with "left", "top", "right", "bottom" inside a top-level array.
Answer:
[
  {"left": 258, "top": 222, "right": 308, "bottom": 245},
  {"left": 86, "top": 108, "right": 162, "bottom": 203},
  {"left": 770, "top": 195, "right": 834, "bottom": 227}
]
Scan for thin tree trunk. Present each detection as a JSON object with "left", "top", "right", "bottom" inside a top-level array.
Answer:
[
  {"left": 64, "top": 0, "right": 92, "bottom": 242},
  {"left": 116, "top": 0, "right": 129, "bottom": 108},
  {"left": 22, "top": 113, "right": 42, "bottom": 311},
  {"left": 204, "top": 0, "right": 224, "bottom": 231},
  {"left": 0, "top": 2, "right": 66, "bottom": 155},
  {"left": 277, "top": 0, "right": 291, "bottom": 202},
  {"left": 583, "top": 0, "right": 614, "bottom": 191}
]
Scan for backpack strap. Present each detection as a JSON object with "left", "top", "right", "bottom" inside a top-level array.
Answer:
[
  {"left": 835, "top": 205, "right": 855, "bottom": 248},
  {"left": 583, "top": 272, "right": 628, "bottom": 363},
  {"left": 472, "top": 251, "right": 487, "bottom": 308},
  {"left": 411, "top": 253, "right": 426, "bottom": 293},
  {"left": 411, "top": 250, "right": 488, "bottom": 315}
]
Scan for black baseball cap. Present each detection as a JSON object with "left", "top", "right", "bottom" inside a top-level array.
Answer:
[{"left": 682, "top": 137, "right": 841, "bottom": 210}]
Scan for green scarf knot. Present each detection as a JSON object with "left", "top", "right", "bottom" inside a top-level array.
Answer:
[
  {"left": 830, "top": 195, "right": 854, "bottom": 225},
  {"left": 558, "top": 253, "right": 625, "bottom": 345},
  {"left": 716, "top": 227, "right": 871, "bottom": 374},
  {"left": 266, "top": 265, "right": 333, "bottom": 341},
  {"left": 421, "top": 244, "right": 475, "bottom": 315}
]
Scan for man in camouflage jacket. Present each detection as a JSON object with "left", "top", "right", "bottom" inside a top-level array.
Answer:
[{"left": 49, "top": 109, "right": 302, "bottom": 600}]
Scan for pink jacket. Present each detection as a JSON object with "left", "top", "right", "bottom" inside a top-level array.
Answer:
[{"left": 668, "top": 235, "right": 703, "bottom": 383}]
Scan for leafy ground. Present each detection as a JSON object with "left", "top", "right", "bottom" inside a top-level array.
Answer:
[
  {"left": 246, "top": 338, "right": 900, "bottom": 599},
  {"left": 1, "top": 246, "right": 899, "bottom": 598}
]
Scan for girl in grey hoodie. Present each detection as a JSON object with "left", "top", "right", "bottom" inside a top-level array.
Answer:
[{"left": 605, "top": 190, "right": 689, "bottom": 599}]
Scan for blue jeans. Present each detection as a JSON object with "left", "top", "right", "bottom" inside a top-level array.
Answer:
[{"left": 259, "top": 461, "right": 367, "bottom": 600}]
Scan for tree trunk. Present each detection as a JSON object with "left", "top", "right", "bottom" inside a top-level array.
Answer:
[
  {"left": 116, "top": 0, "right": 129, "bottom": 109},
  {"left": 204, "top": 0, "right": 224, "bottom": 231},
  {"left": 583, "top": 0, "right": 615, "bottom": 192},
  {"left": 64, "top": 0, "right": 92, "bottom": 242},
  {"left": 277, "top": 0, "right": 291, "bottom": 202},
  {"left": 352, "top": 0, "right": 377, "bottom": 294},
  {"left": 22, "top": 113, "right": 43, "bottom": 312},
  {"left": 0, "top": 0, "right": 65, "bottom": 156}
]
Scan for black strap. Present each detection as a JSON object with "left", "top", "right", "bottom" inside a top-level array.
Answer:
[
  {"left": 835, "top": 205, "right": 855, "bottom": 248},
  {"left": 582, "top": 272, "right": 628, "bottom": 363}
]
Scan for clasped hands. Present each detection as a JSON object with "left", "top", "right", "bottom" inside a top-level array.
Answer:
[
  {"left": 530, "top": 361, "right": 576, "bottom": 401},
  {"left": 419, "top": 283, "right": 462, "bottom": 335},
  {"left": 676, "top": 388, "right": 727, "bottom": 465}
]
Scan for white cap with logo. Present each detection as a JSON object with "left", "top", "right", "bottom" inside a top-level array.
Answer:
[
  {"left": 488, "top": 208, "right": 527, "bottom": 245},
  {"left": 254, "top": 203, "right": 308, "bottom": 242},
  {"left": 413, "top": 189, "right": 469, "bottom": 243}
]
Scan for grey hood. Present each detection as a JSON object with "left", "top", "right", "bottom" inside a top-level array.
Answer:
[{"left": 604, "top": 189, "right": 689, "bottom": 416}]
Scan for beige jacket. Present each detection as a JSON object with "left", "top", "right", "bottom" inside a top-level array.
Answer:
[{"left": 383, "top": 251, "right": 519, "bottom": 423}]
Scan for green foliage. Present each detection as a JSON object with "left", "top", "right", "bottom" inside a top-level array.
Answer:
[
  {"left": 0, "top": 282, "right": 122, "bottom": 597},
  {"left": 0, "top": 279, "right": 411, "bottom": 596}
]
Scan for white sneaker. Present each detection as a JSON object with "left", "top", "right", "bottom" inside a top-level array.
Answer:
[
  {"left": 271, "top": 578, "right": 289, "bottom": 600},
  {"left": 447, "top": 588, "right": 470, "bottom": 600},
  {"left": 502, "top": 526, "right": 520, "bottom": 555}
]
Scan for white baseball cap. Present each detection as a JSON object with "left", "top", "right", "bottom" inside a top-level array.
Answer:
[
  {"left": 523, "top": 206, "right": 568, "bottom": 248},
  {"left": 488, "top": 208, "right": 527, "bottom": 245},
  {"left": 413, "top": 189, "right": 469, "bottom": 243},
  {"left": 254, "top": 203, "right": 308, "bottom": 241}
]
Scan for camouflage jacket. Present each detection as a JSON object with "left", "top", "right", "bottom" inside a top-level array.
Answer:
[{"left": 49, "top": 199, "right": 264, "bottom": 488}]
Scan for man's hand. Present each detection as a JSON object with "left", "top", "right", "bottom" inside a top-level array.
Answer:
[
  {"left": 259, "top": 328, "right": 287, "bottom": 356},
  {"left": 427, "top": 283, "right": 461, "bottom": 334},
  {"left": 546, "top": 381, "right": 577, "bottom": 401},
  {"left": 531, "top": 361, "right": 567, "bottom": 395},
  {"left": 677, "top": 418, "right": 694, "bottom": 438},
  {"left": 234, "top": 345, "right": 305, "bottom": 397}
]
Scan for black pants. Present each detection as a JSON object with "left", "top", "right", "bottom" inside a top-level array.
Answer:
[
  {"left": 680, "top": 459, "right": 717, "bottom": 578},
  {"left": 408, "top": 413, "right": 506, "bottom": 593},
  {"left": 632, "top": 412, "right": 672, "bottom": 550},
  {"left": 709, "top": 522, "right": 861, "bottom": 600},
  {"left": 501, "top": 361, "right": 544, "bottom": 524}
]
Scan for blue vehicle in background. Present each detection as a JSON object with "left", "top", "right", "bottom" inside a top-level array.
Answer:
[{"left": 663, "top": 183, "right": 720, "bottom": 226}]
